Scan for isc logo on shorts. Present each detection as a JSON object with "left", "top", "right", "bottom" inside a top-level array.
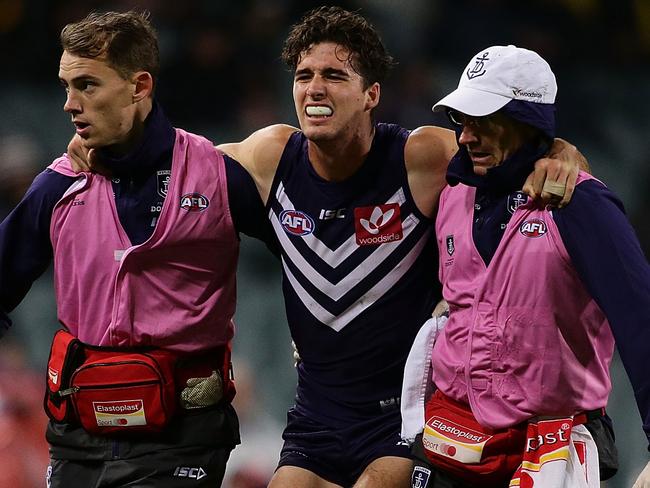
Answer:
[
  {"left": 173, "top": 466, "right": 207, "bottom": 480},
  {"left": 354, "top": 203, "right": 402, "bottom": 246}
]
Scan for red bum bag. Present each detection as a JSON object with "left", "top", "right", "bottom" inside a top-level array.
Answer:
[
  {"left": 44, "top": 329, "right": 230, "bottom": 436},
  {"left": 422, "top": 390, "right": 527, "bottom": 486}
]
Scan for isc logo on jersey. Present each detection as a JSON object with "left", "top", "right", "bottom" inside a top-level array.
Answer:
[
  {"left": 180, "top": 193, "right": 210, "bottom": 212},
  {"left": 354, "top": 203, "right": 402, "bottom": 246},
  {"left": 280, "top": 210, "right": 315, "bottom": 236},
  {"left": 519, "top": 218, "right": 547, "bottom": 237}
]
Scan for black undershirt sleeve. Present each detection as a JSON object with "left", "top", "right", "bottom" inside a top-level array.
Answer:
[{"left": 223, "top": 154, "right": 279, "bottom": 257}]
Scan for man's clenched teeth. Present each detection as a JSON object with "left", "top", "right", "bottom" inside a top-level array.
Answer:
[{"left": 306, "top": 106, "right": 333, "bottom": 116}]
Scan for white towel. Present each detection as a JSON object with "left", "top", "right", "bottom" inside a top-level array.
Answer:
[{"left": 400, "top": 314, "right": 447, "bottom": 444}]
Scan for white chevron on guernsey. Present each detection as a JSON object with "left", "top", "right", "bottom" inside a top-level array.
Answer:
[
  {"left": 272, "top": 182, "right": 408, "bottom": 267},
  {"left": 281, "top": 230, "right": 430, "bottom": 331},
  {"left": 271, "top": 210, "right": 420, "bottom": 299}
]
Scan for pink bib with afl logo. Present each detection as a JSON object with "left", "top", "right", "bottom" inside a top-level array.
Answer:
[
  {"left": 432, "top": 172, "right": 614, "bottom": 430},
  {"left": 48, "top": 129, "right": 238, "bottom": 353}
]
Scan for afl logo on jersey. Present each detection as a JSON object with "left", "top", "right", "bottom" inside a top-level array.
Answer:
[
  {"left": 180, "top": 193, "right": 210, "bottom": 212},
  {"left": 280, "top": 210, "right": 315, "bottom": 236},
  {"left": 519, "top": 218, "right": 547, "bottom": 237}
]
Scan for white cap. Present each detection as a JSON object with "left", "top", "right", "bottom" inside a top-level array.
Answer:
[{"left": 432, "top": 45, "right": 557, "bottom": 116}]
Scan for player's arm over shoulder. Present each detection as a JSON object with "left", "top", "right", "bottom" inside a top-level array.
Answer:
[
  {"left": 217, "top": 124, "right": 297, "bottom": 204},
  {"left": 404, "top": 126, "right": 458, "bottom": 218}
]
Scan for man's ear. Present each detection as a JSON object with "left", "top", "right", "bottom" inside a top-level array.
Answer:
[
  {"left": 132, "top": 71, "right": 153, "bottom": 102},
  {"left": 365, "top": 82, "right": 380, "bottom": 112}
]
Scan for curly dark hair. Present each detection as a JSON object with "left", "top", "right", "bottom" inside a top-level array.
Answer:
[
  {"left": 282, "top": 6, "right": 396, "bottom": 89},
  {"left": 60, "top": 11, "right": 159, "bottom": 82}
]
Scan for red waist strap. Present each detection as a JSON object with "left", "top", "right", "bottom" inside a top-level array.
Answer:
[{"left": 573, "top": 408, "right": 605, "bottom": 425}]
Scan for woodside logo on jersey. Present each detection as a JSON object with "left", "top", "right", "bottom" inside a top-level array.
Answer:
[{"left": 354, "top": 204, "right": 402, "bottom": 246}]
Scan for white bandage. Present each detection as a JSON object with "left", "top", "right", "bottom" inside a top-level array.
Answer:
[{"left": 542, "top": 179, "right": 566, "bottom": 197}]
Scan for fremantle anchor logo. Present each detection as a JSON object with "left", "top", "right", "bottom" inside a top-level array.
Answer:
[
  {"left": 157, "top": 170, "right": 171, "bottom": 198},
  {"left": 507, "top": 191, "right": 527, "bottom": 214},
  {"left": 412, "top": 466, "right": 431, "bottom": 488},
  {"left": 466, "top": 52, "right": 489, "bottom": 79},
  {"left": 446, "top": 235, "right": 455, "bottom": 256}
]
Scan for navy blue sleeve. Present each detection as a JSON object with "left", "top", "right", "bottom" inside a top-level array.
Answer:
[
  {"left": 223, "top": 154, "right": 279, "bottom": 257},
  {"left": 553, "top": 179, "right": 650, "bottom": 446},
  {"left": 0, "top": 168, "right": 75, "bottom": 334}
]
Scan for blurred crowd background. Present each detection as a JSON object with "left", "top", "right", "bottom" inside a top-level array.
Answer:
[{"left": 0, "top": 0, "right": 648, "bottom": 487}]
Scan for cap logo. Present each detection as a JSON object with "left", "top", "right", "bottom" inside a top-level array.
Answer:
[
  {"left": 512, "top": 88, "right": 543, "bottom": 100},
  {"left": 466, "top": 52, "right": 490, "bottom": 79}
]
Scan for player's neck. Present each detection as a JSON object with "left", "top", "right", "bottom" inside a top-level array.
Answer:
[
  {"left": 104, "top": 99, "right": 154, "bottom": 156},
  {"left": 308, "top": 124, "right": 375, "bottom": 182}
]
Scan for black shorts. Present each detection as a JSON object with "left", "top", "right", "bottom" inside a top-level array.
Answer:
[
  {"left": 410, "top": 434, "right": 501, "bottom": 488},
  {"left": 46, "top": 404, "right": 240, "bottom": 487},
  {"left": 277, "top": 406, "right": 410, "bottom": 487},
  {"left": 48, "top": 446, "right": 233, "bottom": 488}
]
